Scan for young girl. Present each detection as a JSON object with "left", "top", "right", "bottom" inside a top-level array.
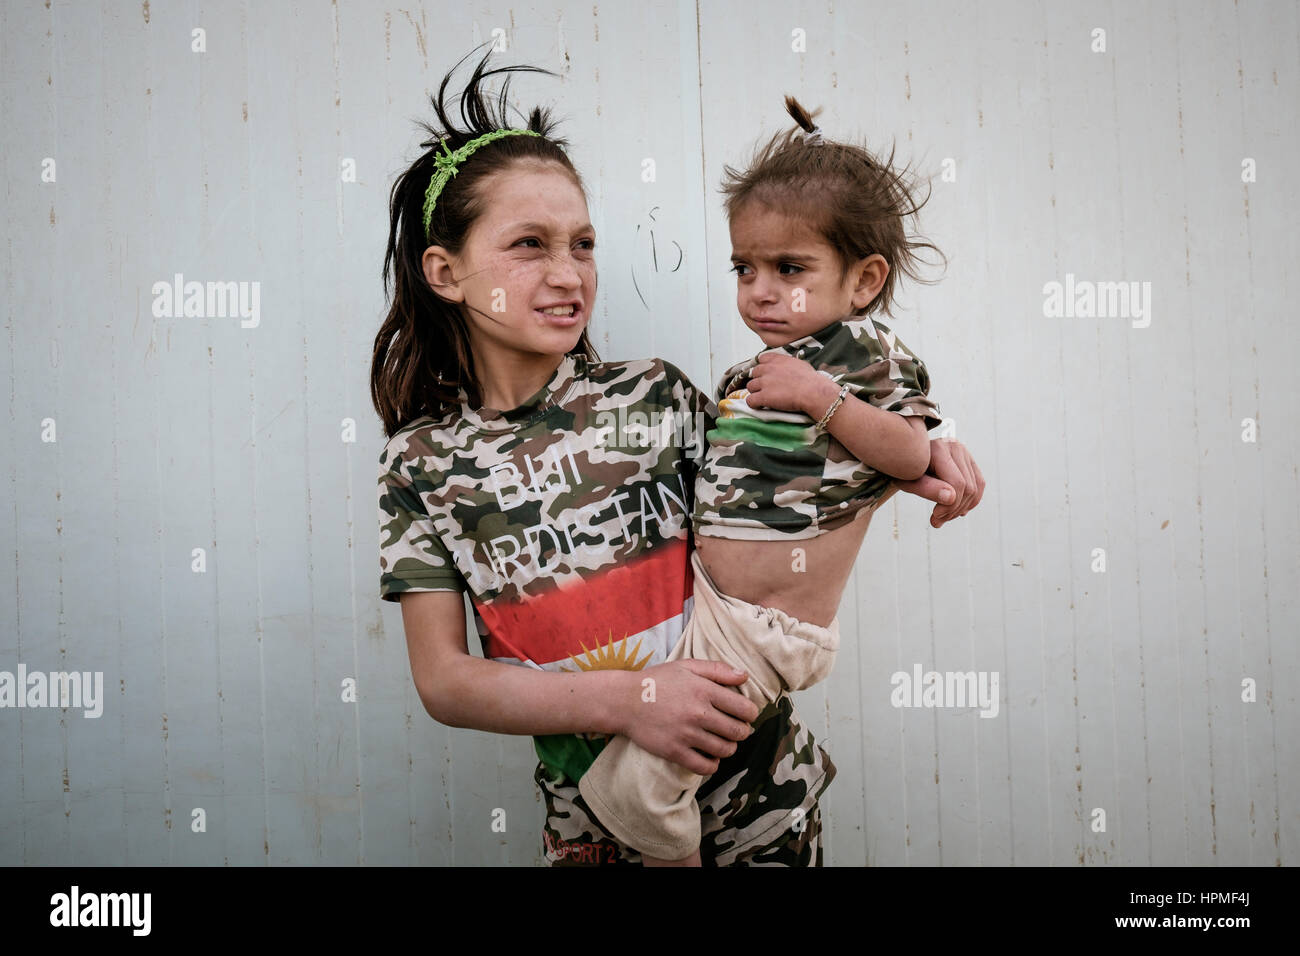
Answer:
[
  {"left": 577, "top": 97, "right": 972, "bottom": 866},
  {"left": 373, "top": 48, "right": 984, "bottom": 867}
]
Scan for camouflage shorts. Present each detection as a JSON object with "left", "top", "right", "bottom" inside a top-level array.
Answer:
[{"left": 537, "top": 693, "right": 836, "bottom": 866}]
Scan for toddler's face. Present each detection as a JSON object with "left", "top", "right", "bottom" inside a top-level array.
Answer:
[{"left": 728, "top": 201, "right": 882, "bottom": 348}]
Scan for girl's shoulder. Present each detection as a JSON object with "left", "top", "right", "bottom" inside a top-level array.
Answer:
[
  {"left": 377, "top": 357, "right": 702, "bottom": 475},
  {"left": 581, "top": 354, "right": 706, "bottom": 407},
  {"left": 583, "top": 354, "right": 684, "bottom": 388},
  {"left": 377, "top": 413, "right": 450, "bottom": 478}
]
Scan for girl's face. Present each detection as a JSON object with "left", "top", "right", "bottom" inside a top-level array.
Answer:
[
  {"left": 728, "top": 200, "right": 887, "bottom": 348},
  {"left": 423, "top": 162, "right": 596, "bottom": 363}
]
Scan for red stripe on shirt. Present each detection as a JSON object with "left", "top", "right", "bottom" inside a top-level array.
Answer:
[{"left": 477, "top": 538, "right": 694, "bottom": 666}]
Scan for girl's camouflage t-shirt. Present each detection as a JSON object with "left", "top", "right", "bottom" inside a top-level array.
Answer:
[{"left": 377, "top": 352, "right": 836, "bottom": 797}]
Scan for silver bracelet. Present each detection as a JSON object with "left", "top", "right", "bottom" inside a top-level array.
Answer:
[{"left": 814, "top": 384, "right": 851, "bottom": 433}]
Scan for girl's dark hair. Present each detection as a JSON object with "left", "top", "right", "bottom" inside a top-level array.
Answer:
[
  {"left": 371, "top": 44, "right": 599, "bottom": 438},
  {"left": 719, "top": 95, "right": 946, "bottom": 318}
]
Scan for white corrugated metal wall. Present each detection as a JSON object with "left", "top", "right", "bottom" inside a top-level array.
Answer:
[{"left": 1, "top": 0, "right": 1295, "bottom": 866}]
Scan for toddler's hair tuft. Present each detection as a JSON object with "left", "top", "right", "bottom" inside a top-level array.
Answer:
[{"left": 719, "top": 95, "right": 947, "bottom": 318}]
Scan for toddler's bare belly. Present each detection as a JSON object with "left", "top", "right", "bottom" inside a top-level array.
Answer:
[{"left": 693, "top": 506, "right": 881, "bottom": 629}]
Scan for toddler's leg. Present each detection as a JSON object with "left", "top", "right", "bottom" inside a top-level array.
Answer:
[
  {"left": 643, "top": 847, "right": 703, "bottom": 867},
  {"left": 577, "top": 561, "right": 748, "bottom": 860},
  {"left": 577, "top": 551, "right": 839, "bottom": 862},
  {"left": 577, "top": 713, "right": 710, "bottom": 861}
]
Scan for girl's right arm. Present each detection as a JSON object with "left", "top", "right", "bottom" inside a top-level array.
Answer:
[{"left": 400, "top": 590, "right": 759, "bottom": 777}]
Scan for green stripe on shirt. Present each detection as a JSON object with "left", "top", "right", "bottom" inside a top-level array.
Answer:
[{"left": 708, "top": 416, "right": 811, "bottom": 452}]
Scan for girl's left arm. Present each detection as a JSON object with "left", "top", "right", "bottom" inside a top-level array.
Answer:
[{"left": 896, "top": 436, "right": 986, "bottom": 527}]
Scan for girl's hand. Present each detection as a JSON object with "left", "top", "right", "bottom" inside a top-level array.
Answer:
[
  {"left": 893, "top": 437, "right": 986, "bottom": 527},
  {"left": 743, "top": 352, "right": 835, "bottom": 417},
  {"left": 617, "top": 660, "right": 759, "bottom": 777}
]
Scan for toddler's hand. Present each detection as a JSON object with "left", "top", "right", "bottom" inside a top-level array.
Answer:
[{"left": 744, "top": 352, "right": 835, "bottom": 416}]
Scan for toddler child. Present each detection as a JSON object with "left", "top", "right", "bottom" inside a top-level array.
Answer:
[{"left": 578, "top": 95, "right": 947, "bottom": 865}]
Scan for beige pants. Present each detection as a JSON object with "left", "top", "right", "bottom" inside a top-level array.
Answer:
[{"left": 577, "top": 549, "right": 840, "bottom": 860}]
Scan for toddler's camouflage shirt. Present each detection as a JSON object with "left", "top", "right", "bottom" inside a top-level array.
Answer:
[{"left": 692, "top": 316, "right": 943, "bottom": 540}]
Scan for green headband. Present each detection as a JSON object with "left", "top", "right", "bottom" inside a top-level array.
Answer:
[{"left": 423, "top": 129, "right": 543, "bottom": 241}]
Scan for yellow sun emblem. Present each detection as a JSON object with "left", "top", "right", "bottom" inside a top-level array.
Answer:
[
  {"left": 718, "top": 389, "right": 749, "bottom": 419},
  {"left": 561, "top": 631, "right": 654, "bottom": 672}
]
